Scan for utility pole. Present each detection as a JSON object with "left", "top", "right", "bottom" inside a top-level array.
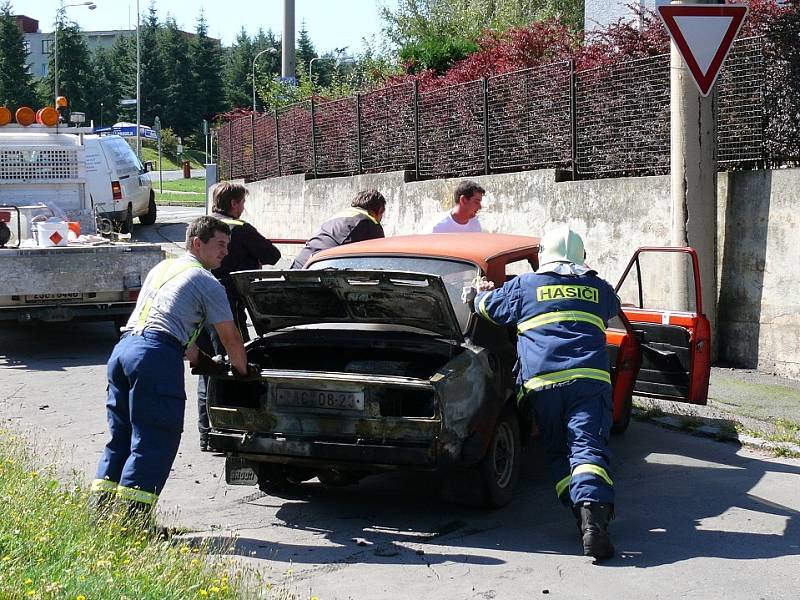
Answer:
[
  {"left": 282, "top": 0, "right": 296, "bottom": 83},
  {"left": 668, "top": 0, "right": 721, "bottom": 349},
  {"left": 136, "top": 0, "right": 141, "bottom": 157}
]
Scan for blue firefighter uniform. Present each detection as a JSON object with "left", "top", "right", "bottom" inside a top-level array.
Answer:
[
  {"left": 474, "top": 264, "right": 620, "bottom": 508},
  {"left": 91, "top": 255, "right": 231, "bottom": 512}
]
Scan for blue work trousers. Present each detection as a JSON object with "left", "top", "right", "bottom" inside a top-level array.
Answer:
[
  {"left": 95, "top": 330, "right": 186, "bottom": 498},
  {"left": 528, "top": 378, "right": 614, "bottom": 506}
]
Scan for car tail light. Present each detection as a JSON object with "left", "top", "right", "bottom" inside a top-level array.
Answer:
[
  {"left": 126, "top": 290, "right": 140, "bottom": 301},
  {"left": 111, "top": 181, "right": 122, "bottom": 200}
]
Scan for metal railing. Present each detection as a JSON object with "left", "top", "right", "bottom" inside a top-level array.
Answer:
[{"left": 217, "top": 36, "right": 797, "bottom": 183}]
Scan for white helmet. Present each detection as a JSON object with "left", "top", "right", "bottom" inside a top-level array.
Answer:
[{"left": 539, "top": 225, "right": 586, "bottom": 267}]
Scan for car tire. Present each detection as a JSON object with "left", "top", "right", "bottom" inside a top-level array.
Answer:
[
  {"left": 139, "top": 193, "right": 157, "bottom": 225},
  {"left": 479, "top": 405, "right": 521, "bottom": 508},
  {"left": 256, "top": 464, "right": 309, "bottom": 494},
  {"left": 611, "top": 392, "right": 633, "bottom": 435}
]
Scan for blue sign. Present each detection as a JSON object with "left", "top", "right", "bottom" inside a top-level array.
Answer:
[{"left": 95, "top": 124, "right": 159, "bottom": 140}]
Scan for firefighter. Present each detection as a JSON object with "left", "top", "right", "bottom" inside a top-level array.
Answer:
[
  {"left": 196, "top": 182, "right": 281, "bottom": 451},
  {"left": 472, "top": 226, "right": 620, "bottom": 560},
  {"left": 290, "top": 189, "right": 386, "bottom": 269},
  {"left": 90, "top": 216, "right": 250, "bottom": 525}
]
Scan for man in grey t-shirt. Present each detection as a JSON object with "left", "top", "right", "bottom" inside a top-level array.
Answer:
[{"left": 90, "top": 216, "right": 249, "bottom": 524}]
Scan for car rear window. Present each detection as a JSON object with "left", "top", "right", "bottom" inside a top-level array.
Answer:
[
  {"left": 308, "top": 256, "right": 480, "bottom": 331},
  {"left": 101, "top": 137, "right": 143, "bottom": 174}
]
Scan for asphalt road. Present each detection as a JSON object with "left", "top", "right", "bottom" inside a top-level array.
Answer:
[{"left": 1, "top": 318, "right": 799, "bottom": 600}]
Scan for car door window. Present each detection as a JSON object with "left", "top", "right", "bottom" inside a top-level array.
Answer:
[{"left": 616, "top": 251, "right": 697, "bottom": 313}]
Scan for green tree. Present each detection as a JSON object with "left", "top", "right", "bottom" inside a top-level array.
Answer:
[
  {"left": 0, "top": 1, "right": 38, "bottom": 108},
  {"left": 38, "top": 15, "right": 92, "bottom": 112},
  {"left": 109, "top": 33, "right": 135, "bottom": 122},
  {"left": 86, "top": 46, "right": 122, "bottom": 127},
  {"left": 190, "top": 10, "right": 225, "bottom": 124},
  {"left": 224, "top": 28, "right": 254, "bottom": 109},
  {"left": 295, "top": 21, "right": 316, "bottom": 80},
  {"left": 159, "top": 16, "right": 197, "bottom": 136},
  {"left": 139, "top": 1, "right": 167, "bottom": 126}
]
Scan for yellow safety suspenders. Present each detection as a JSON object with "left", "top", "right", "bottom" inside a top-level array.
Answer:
[{"left": 134, "top": 258, "right": 205, "bottom": 347}]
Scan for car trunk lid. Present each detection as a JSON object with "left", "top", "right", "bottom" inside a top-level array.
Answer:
[{"left": 232, "top": 269, "right": 465, "bottom": 342}]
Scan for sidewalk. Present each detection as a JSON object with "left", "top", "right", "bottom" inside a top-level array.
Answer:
[{"left": 635, "top": 367, "right": 800, "bottom": 455}]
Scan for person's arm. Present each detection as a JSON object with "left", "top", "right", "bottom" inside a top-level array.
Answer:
[
  {"left": 474, "top": 277, "right": 522, "bottom": 326},
  {"left": 243, "top": 224, "right": 281, "bottom": 266},
  {"left": 214, "top": 320, "right": 248, "bottom": 375}
]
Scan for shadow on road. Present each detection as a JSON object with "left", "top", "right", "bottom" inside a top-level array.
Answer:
[
  {"left": 193, "top": 423, "right": 800, "bottom": 568},
  {"left": 0, "top": 321, "right": 116, "bottom": 370}
]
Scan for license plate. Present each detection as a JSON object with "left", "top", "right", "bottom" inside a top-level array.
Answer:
[
  {"left": 276, "top": 387, "right": 364, "bottom": 411},
  {"left": 25, "top": 293, "right": 83, "bottom": 303},
  {"left": 225, "top": 457, "right": 258, "bottom": 486}
]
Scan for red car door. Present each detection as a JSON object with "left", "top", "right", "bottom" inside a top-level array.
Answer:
[{"left": 615, "top": 247, "right": 712, "bottom": 406}]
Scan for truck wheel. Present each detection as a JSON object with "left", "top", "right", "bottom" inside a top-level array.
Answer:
[
  {"left": 611, "top": 393, "right": 633, "bottom": 435},
  {"left": 479, "top": 406, "right": 521, "bottom": 508},
  {"left": 139, "top": 193, "right": 157, "bottom": 225}
]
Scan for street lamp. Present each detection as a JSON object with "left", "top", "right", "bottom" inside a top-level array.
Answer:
[
  {"left": 53, "top": 1, "right": 96, "bottom": 105},
  {"left": 309, "top": 51, "right": 355, "bottom": 85},
  {"left": 252, "top": 47, "right": 278, "bottom": 112}
]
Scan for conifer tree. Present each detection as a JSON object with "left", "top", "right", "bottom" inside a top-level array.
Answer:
[
  {"left": 38, "top": 17, "right": 92, "bottom": 112},
  {"left": 159, "top": 16, "right": 197, "bottom": 136},
  {"left": 86, "top": 46, "right": 122, "bottom": 127},
  {"left": 224, "top": 27, "right": 254, "bottom": 109},
  {"left": 295, "top": 21, "right": 317, "bottom": 79},
  {"left": 190, "top": 9, "right": 225, "bottom": 123},
  {"left": 0, "top": 1, "right": 38, "bottom": 108},
  {"left": 139, "top": 1, "right": 167, "bottom": 126}
]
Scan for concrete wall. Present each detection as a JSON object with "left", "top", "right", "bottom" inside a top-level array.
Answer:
[{"left": 233, "top": 167, "right": 800, "bottom": 379}]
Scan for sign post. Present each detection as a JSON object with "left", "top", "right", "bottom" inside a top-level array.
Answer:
[
  {"left": 658, "top": 0, "right": 748, "bottom": 357},
  {"left": 153, "top": 116, "right": 162, "bottom": 193}
]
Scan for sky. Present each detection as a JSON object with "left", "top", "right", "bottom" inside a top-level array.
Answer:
[{"left": 20, "top": 0, "right": 395, "bottom": 55}]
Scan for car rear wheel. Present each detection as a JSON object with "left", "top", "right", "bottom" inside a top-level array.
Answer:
[
  {"left": 257, "top": 464, "right": 313, "bottom": 494},
  {"left": 139, "top": 193, "right": 157, "bottom": 225},
  {"left": 479, "top": 406, "right": 521, "bottom": 508}
]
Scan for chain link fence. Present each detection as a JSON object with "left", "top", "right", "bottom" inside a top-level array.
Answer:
[{"left": 217, "top": 35, "right": 797, "bottom": 183}]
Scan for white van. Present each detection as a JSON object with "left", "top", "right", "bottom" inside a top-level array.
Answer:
[{"left": 84, "top": 134, "right": 156, "bottom": 231}]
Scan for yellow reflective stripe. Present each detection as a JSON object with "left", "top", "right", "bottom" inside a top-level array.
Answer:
[
  {"left": 116, "top": 485, "right": 159, "bottom": 506},
  {"left": 90, "top": 479, "right": 118, "bottom": 493},
  {"left": 477, "top": 291, "right": 499, "bottom": 325},
  {"left": 518, "top": 310, "right": 605, "bottom": 333},
  {"left": 522, "top": 367, "right": 611, "bottom": 392},
  {"left": 555, "top": 474, "right": 571, "bottom": 498},
  {"left": 572, "top": 463, "right": 613, "bottom": 487},
  {"left": 335, "top": 207, "right": 379, "bottom": 225},
  {"left": 136, "top": 259, "right": 204, "bottom": 333},
  {"left": 220, "top": 218, "right": 244, "bottom": 227}
]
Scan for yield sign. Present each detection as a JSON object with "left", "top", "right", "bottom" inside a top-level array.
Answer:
[{"left": 657, "top": 3, "right": 749, "bottom": 96}]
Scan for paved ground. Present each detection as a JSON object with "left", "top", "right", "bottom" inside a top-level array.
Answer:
[{"left": 1, "top": 319, "right": 798, "bottom": 599}]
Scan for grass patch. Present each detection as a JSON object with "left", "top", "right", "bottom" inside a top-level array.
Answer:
[
  {"left": 0, "top": 427, "right": 296, "bottom": 599},
  {"left": 140, "top": 147, "right": 206, "bottom": 171},
  {"left": 158, "top": 178, "right": 206, "bottom": 193},
  {"left": 678, "top": 415, "right": 703, "bottom": 431},
  {"left": 155, "top": 191, "right": 206, "bottom": 206},
  {"left": 632, "top": 402, "right": 665, "bottom": 421}
]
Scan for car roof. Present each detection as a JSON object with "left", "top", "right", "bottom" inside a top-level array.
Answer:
[{"left": 308, "top": 232, "right": 541, "bottom": 273}]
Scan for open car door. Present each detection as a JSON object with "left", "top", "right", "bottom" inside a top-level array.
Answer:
[{"left": 615, "top": 247, "right": 711, "bottom": 405}]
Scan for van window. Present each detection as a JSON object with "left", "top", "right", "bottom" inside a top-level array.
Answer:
[{"left": 101, "top": 137, "right": 143, "bottom": 173}]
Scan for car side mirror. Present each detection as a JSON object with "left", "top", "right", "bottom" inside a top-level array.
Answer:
[{"left": 144, "top": 161, "right": 153, "bottom": 173}]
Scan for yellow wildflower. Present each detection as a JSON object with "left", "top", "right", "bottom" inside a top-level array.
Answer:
[
  {"left": 26, "top": 591, "right": 35, "bottom": 597},
  {"left": 77, "top": 596, "right": 87, "bottom": 600},
  {"left": 180, "top": 546, "right": 190, "bottom": 554},
  {"left": 24, "top": 578, "right": 33, "bottom": 585},
  {"left": 210, "top": 587, "right": 220, "bottom": 593},
  {"left": 199, "top": 590, "right": 208, "bottom": 597},
  {"left": 191, "top": 559, "right": 200, "bottom": 566}
]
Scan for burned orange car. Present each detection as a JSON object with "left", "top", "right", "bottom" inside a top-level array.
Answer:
[{"left": 207, "top": 233, "right": 710, "bottom": 507}]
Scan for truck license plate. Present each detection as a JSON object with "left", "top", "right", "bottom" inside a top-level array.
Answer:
[
  {"left": 225, "top": 457, "right": 258, "bottom": 486},
  {"left": 276, "top": 388, "right": 364, "bottom": 411},
  {"left": 25, "top": 293, "right": 83, "bottom": 303}
]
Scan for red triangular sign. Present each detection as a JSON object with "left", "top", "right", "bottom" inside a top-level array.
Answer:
[{"left": 657, "top": 4, "right": 749, "bottom": 96}]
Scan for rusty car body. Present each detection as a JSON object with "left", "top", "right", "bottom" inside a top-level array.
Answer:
[{"left": 206, "top": 233, "right": 711, "bottom": 507}]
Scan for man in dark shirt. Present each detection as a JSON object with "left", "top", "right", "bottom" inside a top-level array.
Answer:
[
  {"left": 197, "top": 182, "right": 281, "bottom": 450},
  {"left": 291, "top": 189, "right": 386, "bottom": 269}
]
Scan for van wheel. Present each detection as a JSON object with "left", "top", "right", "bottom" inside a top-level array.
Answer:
[
  {"left": 139, "top": 193, "right": 157, "bottom": 225},
  {"left": 118, "top": 203, "right": 133, "bottom": 234}
]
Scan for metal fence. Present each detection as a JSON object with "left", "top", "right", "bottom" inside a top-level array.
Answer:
[{"left": 217, "top": 36, "right": 797, "bottom": 183}]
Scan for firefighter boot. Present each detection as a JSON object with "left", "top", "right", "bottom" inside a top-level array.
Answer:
[{"left": 578, "top": 501, "right": 615, "bottom": 560}]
